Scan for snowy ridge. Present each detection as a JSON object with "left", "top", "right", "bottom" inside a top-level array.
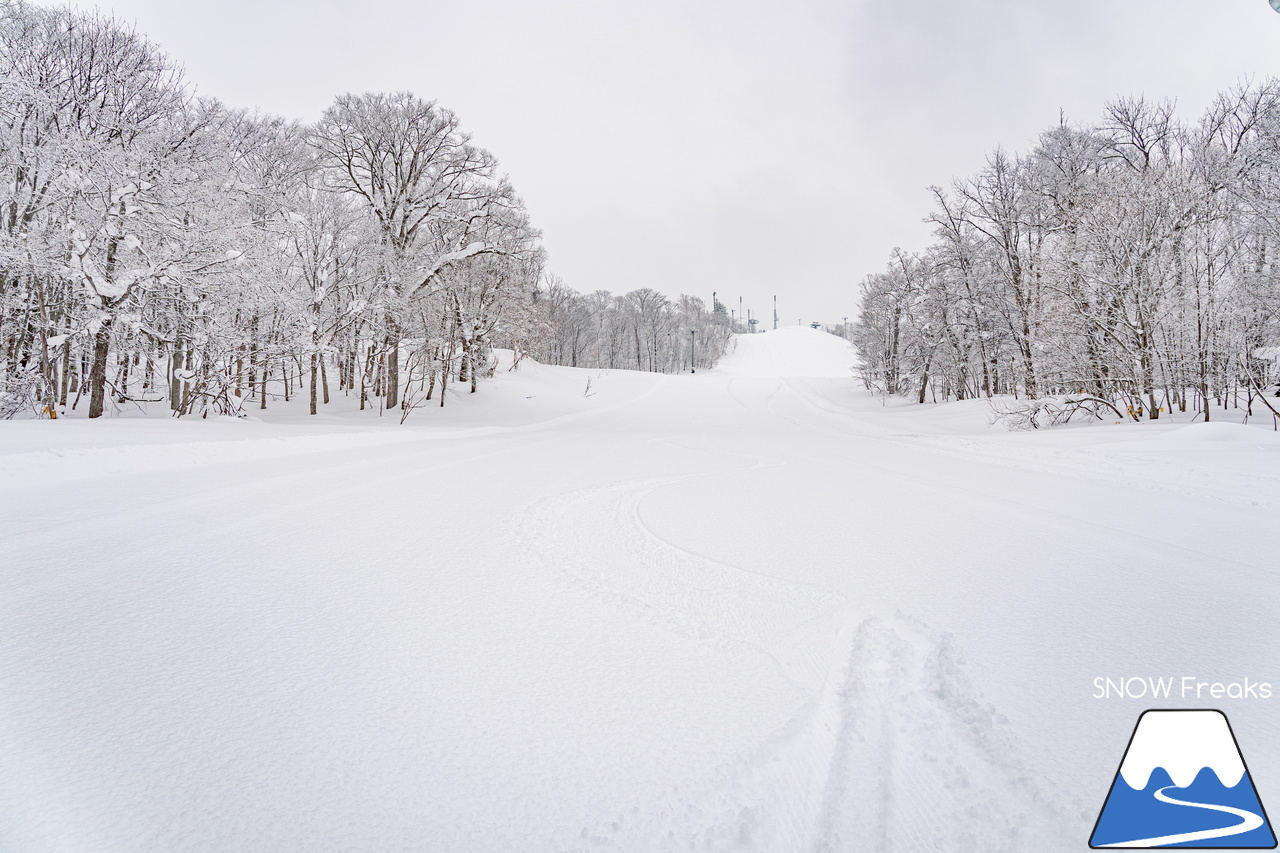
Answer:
[{"left": 1118, "top": 710, "right": 1247, "bottom": 790}]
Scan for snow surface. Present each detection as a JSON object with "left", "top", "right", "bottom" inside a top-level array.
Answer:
[{"left": 3, "top": 326, "right": 1278, "bottom": 852}]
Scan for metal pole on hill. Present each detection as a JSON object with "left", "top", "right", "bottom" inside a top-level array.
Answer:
[
  {"left": 773, "top": 295, "right": 777, "bottom": 330},
  {"left": 690, "top": 330, "right": 696, "bottom": 373}
]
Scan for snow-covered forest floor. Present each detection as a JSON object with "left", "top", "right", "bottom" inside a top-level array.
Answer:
[{"left": 3, "top": 327, "right": 1278, "bottom": 852}]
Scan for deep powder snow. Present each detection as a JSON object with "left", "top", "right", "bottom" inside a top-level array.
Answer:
[{"left": 2, "top": 328, "right": 1277, "bottom": 852}]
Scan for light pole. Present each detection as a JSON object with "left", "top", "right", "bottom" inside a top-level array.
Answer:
[{"left": 690, "top": 329, "right": 696, "bottom": 373}]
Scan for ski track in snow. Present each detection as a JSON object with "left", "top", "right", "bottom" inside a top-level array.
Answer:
[
  {"left": 512, "top": 377, "right": 1070, "bottom": 851},
  {"left": 2, "top": 329, "right": 1276, "bottom": 852}
]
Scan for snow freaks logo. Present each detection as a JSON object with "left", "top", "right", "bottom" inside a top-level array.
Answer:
[
  {"left": 1093, "top": 676, "right": 1272, "bottom": 700},
  {"left": 1090, "top": 710, "right": 1276, "bottom": 848}
]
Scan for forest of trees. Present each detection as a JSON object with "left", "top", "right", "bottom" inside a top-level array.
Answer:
[
  {"left": 0, "top": 2, "right": 731, "bottom": 421},
  {"left": 521, "top": 280, "right": 733, "bottom": 374},
  {"left": 853, "top": 84, "right": 1280, "bottom": 426}
]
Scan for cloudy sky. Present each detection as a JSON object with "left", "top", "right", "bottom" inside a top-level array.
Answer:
[{"left": 88, "top": 0, "right": 1280, "bottom": 324}]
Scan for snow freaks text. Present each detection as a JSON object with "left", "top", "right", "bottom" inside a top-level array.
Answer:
[{"left": 1093, "top": 677, "right": 1273, "bottom": 700}]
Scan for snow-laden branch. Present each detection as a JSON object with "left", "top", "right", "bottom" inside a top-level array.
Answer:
[{"left": 409, "top": 241, "right": 502, "bottom": 297}]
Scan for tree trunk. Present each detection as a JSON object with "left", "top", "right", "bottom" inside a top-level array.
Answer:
[
  {"left": 143, "top": 340, "right": 154, "bottom": 394},
  {"left": 87, "top": 317, "right": 114, "bottom": 419},
  {"left": 69, "top": 349, "right": 80, "bottom": 394},
  {"left": 426, "top": 347, "right": 438, "bottom": 400},
  {"left": 386, "top": 337, "right": 399, "bottom": 409},
  {"left": 182, "top": 343, "right": 193, "bottom": 414},
  {"left": 309, "top": 351, "right": 318, "bottom": 416},
  {"left": 59, "top": 334, "right": 71, "bottom": 407},
  {"left": 116, "top": 351, "right": 130, "bottom": 403},
  {"left": 169, "top": 338, "right": 184, "bottom": 411}
]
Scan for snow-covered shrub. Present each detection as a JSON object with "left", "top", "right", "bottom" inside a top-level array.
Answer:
[
  {"left": 988, "top": 395, "right": 1126, "bottom": 430},
  {"left": 0, "top": 368, "right": 47, "bottom": 420}
]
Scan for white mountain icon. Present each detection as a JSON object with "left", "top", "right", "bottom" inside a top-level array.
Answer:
[{"left": 1120, "top": 710, "right": 1246, "bottom": 790}]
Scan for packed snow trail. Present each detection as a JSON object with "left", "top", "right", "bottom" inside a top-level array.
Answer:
[{"left": 2, "top": 327, "right": 1277, "bottom": 852}]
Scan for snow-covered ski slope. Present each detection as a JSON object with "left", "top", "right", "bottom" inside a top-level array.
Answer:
[{"left": 2, "top": 327, "right": 1278, "bottom": 852}]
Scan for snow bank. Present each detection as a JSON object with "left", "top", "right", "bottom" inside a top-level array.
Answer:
[{"left": 1156, "top": 421, "right": 1280, "bottom": 445}]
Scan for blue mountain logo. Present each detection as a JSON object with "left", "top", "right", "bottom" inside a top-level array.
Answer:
[{"left": 1091, "top": 709, "right": 1276, "bottom": 848}]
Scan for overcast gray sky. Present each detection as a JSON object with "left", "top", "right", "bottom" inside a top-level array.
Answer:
[{"left": 86, "top": 0, "right": 1280, "bottom": 324}]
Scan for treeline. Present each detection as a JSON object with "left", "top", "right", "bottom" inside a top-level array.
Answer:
[
  {"left": 854, "top": 84, "right": 1280, "bottom": 423},
  {"left": 0, "top": 3, "right": 725, "bottom": 421},
  {"left": 523, "top": 279, "right": 733, "bottom": 373}
]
